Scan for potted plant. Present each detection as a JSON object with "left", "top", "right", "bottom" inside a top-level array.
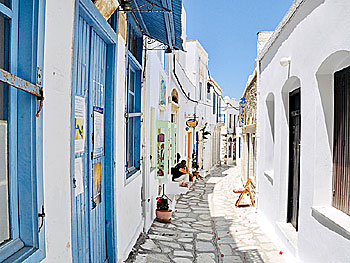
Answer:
[
  {"left": 156, "top": 195, "right": 172, "bottom": 223},
  {"left": 192, "top": 152, "right": 200, "bottom": 179}
]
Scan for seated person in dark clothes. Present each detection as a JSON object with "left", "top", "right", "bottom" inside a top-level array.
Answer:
[{"left": 172, "top": 160, "right": 192, "bottom": 187}]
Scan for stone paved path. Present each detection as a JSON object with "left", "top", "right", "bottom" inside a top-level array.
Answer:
[{"left": 127, "top": 166, "right": 285, "bottom": 263}]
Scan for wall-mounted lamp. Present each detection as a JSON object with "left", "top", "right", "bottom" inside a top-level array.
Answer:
[
  {"left": 120, "top": 0, "right": 132, "bottom": 12},
  {"left": 165, "top": 46, "right": 172, "bottom": 54},
  {"left": 280, "top": 57, "right": 291, "bottom": 67}
]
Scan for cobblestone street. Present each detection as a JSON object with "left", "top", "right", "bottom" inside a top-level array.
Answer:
[{"left": 127, "top": 166, "right": 285, "bottom": 263}]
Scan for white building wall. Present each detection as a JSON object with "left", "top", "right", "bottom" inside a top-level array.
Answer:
[
  {"left": 221, "top": 97, "right": 239, "bottom": 165},
  {"left": 257, "top": 1, "right": 350, "bottom": 262},
  {"left": 42, "top": 0, "right": 75, "bottom": 261},
  {"left": 115, "top": 17, "right": 143, "bottom": 261}
]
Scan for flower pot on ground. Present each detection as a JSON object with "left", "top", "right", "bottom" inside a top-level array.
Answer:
[
  {"left": 192, "top": 155, "right": 200, "bottom": 179},
  {"left": 156, "top": 209, "right": 172, "bottom": 223},
  {"left": 156, "top": 195, "right": 172, "bottom": 223}
]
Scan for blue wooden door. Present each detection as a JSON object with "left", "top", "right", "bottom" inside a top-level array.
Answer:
[
  {"left": 72, "top": 15, "right": 107, "bottom": 263},
  {"left": 89, "top": 29, "right": 107, "bottom": 263}
]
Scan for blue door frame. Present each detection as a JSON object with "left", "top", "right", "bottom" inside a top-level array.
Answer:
[{"left": 70, "top": 0, "right": 117, "bottom": 262}]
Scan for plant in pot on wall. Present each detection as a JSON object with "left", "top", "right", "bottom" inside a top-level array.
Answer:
[{"left": 156, "top": 195, "right": 172, "bottom": 223}]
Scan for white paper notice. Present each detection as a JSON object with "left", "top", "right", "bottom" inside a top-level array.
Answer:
[
  {"left": 74, "top": 157, "right": 84, "bottom": 197},
  {"left": 93, "top": 106, "right": 104, "bottom": 155},
  {"left": 75, "top": 96, "right": 86, "bottom": 153}
]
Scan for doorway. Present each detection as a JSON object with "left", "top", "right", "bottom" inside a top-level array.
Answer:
[
  {"left": 333, "top": 66, "right": 350, "bottom": 215},
  {"left": 287, "top": 88, "right": 301, "bottom": 230},
  {"left": 71, "top": 7, "right": 116, "bottom": 262}
]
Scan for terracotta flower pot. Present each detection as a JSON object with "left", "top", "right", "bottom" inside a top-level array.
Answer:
[
  {"left": 193, "top": 171, "right": 200, "bottom": 179},
  {"left": 156, "top": 209, "right": 172, "bottom": 223}
]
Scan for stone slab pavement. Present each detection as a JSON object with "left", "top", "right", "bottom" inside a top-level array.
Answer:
[{"left": 126, "top": 166, "right": 286, "bottom": 263}]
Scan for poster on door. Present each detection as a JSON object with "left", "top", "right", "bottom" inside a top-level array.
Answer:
[
  {"left": 93, "top": 162, "right": 102, "bottom": 207},
  {"left": 93, "top": 106, "right": 104, "bottom": 155},
  {"left": 74, "top": 157, "right": 84, "bottom": 197},
  {"left": 75, "top": 96, "right": 86, "bottom": 153}
]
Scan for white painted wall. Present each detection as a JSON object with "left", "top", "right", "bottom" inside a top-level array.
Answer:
[
  {"left": 115, "top": 22, "right": 144, "bottom": 262},
  {"left": 221, "top": 97, "right": 239, "bottom": 165},
  {"left": 42, "top": 0, "right": 75, "bottom": 262},
  {"left": 257, "top": 0, "right": 350, "bottom": 262}
]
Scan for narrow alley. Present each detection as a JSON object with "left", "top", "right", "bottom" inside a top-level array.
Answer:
[
  {"left": 127, "top": 166, "right": 285, "bottom": 263},
  {"left": 3, "top": 1, "right": 350, "bottom": 262}
]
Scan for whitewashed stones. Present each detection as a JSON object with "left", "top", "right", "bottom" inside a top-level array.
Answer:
[
  {"left": 173, "top": 250, "right": 193, "bottom": 257},
  {"left": 173, "top": 258, "right": 192, "bottom": 263},
  {"left": 159, "top": 241, "right": 181, "bottom": 249},
  {"left": 197, "top": 233, "right": 213, "bottom": 241},
  {"left": 196, "top": 241, "right": 215, "bottom": 252},
  {"left": 134, "top": 254, "right": 170, "bottom": 263},
  {"left": 140, "top": 240, "right": 160, "bottom": 252},
  {"left": 196, "top": 253, "right": 216, "bottom": 263}
]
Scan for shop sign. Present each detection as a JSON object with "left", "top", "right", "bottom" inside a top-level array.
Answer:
[
  {"left": 239, "top": 97, "right": 247, "bottom": 127},
  {"left": 186, "top": 119, "right": 198, "bottom": 128}
]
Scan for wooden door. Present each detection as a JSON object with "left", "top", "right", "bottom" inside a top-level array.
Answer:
[
  {"left": 72, "top": 15, "right": 107, "bottom": 263},
  {"left": 287, "top": 88, "right": 301, "bottom": 230},
  {"left": 333, "top": 67, "right": 350, "bottom": 215}
]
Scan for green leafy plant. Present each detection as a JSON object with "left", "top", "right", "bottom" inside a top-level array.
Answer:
[
  {"left": 156, "top": 196, "right": 169, "bottom": 210},
  {"left": 201, "top": 123, "right": 211, "bottom": 142}
]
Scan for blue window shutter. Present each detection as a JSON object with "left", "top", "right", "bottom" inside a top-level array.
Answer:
[
  {"left": 125, "top": 14, "right": 143, "bottom": 178},
  {"left": 134, "top": 116, "right": 141, "bottom": 168}
]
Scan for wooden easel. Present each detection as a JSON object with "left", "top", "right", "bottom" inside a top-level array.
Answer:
[{"left": 235, "top": 179, "right": 255, "bottom": 208}]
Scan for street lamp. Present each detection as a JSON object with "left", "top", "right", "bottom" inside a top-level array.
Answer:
[
  {"left": 280, "top": 56, "right": 291, "bottom": 67},
  {"left": 120, "top": 0, "right": 132, "bottom": 12}
]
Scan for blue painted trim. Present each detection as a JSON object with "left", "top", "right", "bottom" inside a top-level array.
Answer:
[
  {"left": 70, "top": 3, "right": 79, "bottom": 262},
  {"left": 128, "top": 50, "right": 142, "bottom": 70},
  {"left": 70, "top": 0, "right": 118, "bottom": 262},
  {"left": 0, "top": 3, "right": 13, "bottom": 18},
  {"left": 79, "top": 0, "right": 117, "bottom": 44},
  {"left": 35, "top": 0, "right": 46, "bottom": 258},
  {"left": 105, "top": 44, "right": 117, "bottom": 262},
  {"left": 161, "top": 0, "right": 173, "bottom": 49},
  {"left": 7, "top": 0, "right": 20, "bottom": 256},
  {"left": 0, "top": 239, "right": 24, "bottom": 262},
  {"left": 1, "top": 0, "right": 46, "bottom": 261},
  {"left": 4, "top": 246, "right": 45, "bottom": 263},
  {"left": 130, "top": 0, "right": 149, "bottom": 35}
]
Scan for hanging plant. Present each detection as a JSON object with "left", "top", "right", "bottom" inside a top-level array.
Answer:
[{"left": 200, "top": 123, "right": 211, "bottom": 142}]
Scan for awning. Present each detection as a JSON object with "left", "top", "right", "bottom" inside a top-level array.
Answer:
[{"left": 131, "top": 0, "right": 183, "bottom": 50}]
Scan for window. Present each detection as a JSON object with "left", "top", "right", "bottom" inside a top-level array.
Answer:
[
  {"left": 229, "top": 114, "right": 232, "bottom": 129},
  {"left": 126, "top": 18, "right": 142, "bottom": 178},
  {"left": 0, "top": 1, "right": 45, "bottom": 261},
  {"left": 213, "top": 93, "right": 216, "bottom": 114},
  {"left": 266, "top": 93, "right": 275, "bottom": 142},
  {"left": 171, "top": 89, "right": 178, "bottom": 104},
  {"left": 239, "top": 137, "right": 241, "bottom": 158},
  {"left": 233, "top": 115, "right": 236, "bottom": 134},
  {"left": 199, "top": 81, "right": 202, "bottom": 100},
  {"left": 207, "top": 83, "right": 211, "bottom": 100},
  {"left": 128, "top": 21, "right": 143, "bottom": 64},
  {"left": 0, "top": 12, "right": 10, "bottom": 247},
  {"left": 164, "top": 50, "right": 169, "bottom": 73}
]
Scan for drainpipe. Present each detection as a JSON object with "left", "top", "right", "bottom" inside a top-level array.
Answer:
[{"left": 141, "top": 38, "right": 149, "bottom": 232}]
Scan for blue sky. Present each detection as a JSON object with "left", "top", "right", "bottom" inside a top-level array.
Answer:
[{"left": 183, "top": 0, "right": 294, "bottom": 99}]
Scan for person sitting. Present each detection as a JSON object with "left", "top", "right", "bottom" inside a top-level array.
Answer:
[{"left": 172, "top": 160, "right": 192, "bottom": 187}]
